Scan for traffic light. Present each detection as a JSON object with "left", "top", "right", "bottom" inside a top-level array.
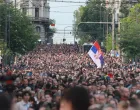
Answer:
[{"left": 63, "top": 38, "right": 66, "bottom": 42}]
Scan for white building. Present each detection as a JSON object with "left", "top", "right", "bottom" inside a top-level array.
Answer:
[{"left": 11, "top": 0, "right": 51, "bottom": 43}]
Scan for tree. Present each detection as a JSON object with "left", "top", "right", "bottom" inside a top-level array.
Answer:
[
  {"left": 120, "top": 4, "right": 140, "bottom": 58},
  {"left": 120, "top": 0, "right": 140, "bottom": 18},
  {"left": 105, "top": 34, "right": 112, "bottom": 52},
  {"left": 47, "top": 28, "right": 56, "bottom": 38},
  {"left": 0, "top": 0, "right": 3, "bottom": 3},
  {"left": 47, "top": 19, "right": 56, "bottom": 38},
  {"left": 119, "top": 0, "right": 130, "bottom": 18},
  {"left": 73, "top": 6, "right": 85, "bottom": 34},
  {"left": 0, "top": 4, "right": 39, "bottom": 54},
  {"left": 73, "top": 0, "right": 112, "bottom": 44}
]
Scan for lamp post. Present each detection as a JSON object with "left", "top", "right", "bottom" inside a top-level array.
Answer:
[
  {"left": 63, "top": 26, "right": 73, "bottom": 43},
  {"left": 112, "top": 8, "right": 115, "bottom": 51},
  {"left": 4, "top": 1, "right": 8, "bottom": 66},
  {"left": 4, "top": 0, "right": 12, "bottom": 65}
]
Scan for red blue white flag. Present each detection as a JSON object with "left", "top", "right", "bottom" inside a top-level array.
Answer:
[{"left": 88, "top": 41, "right": 104, "bottom": 68}]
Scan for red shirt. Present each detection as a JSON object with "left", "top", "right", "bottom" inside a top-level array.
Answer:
[
  {"left": 6, "top": 70, "right": 13, "bottom": 85},
  {"left": 108, "top": 73, "right": 113, "bottom": 78}
]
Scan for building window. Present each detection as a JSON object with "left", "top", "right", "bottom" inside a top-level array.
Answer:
[
  {"left": 35, "top": 8, "right": 39, "bottom": 18},
  {"left": 36, "top": 26, "right": 41, "bottom": 33},
  {"left": 22, "top": 8, "right": 27, "bottom": 15}
]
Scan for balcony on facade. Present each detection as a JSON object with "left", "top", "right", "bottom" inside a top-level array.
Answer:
[{"left": 30, "top": 17, "right": 49, "bottom": 23}]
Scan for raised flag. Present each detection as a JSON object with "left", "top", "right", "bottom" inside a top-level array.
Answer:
[
  {"left": 51, "top": 23, "right": 55, "bottom": 26},
  {"left": 88, "top": 41, "right": 104, "bottom": 68}
]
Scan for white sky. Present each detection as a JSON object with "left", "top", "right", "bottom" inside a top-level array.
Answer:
[{"left": 49, "top": 0, "right": 87, "bottom": 44}]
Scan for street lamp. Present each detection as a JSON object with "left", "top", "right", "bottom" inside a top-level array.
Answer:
[
  {"left": 3, "top": 0, "right": 12, "bottom": 65},
  {"left": 63, "top": 26, "right": 73, "bottom": 43}
]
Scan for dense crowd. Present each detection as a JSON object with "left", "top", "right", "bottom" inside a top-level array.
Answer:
[{"left": 0, "top": 44, "right": 140, "bottom": 110}]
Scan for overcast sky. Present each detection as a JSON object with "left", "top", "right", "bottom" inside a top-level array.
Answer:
[{"left": 49, "top": 0, "right": 87, "bottom": 44}]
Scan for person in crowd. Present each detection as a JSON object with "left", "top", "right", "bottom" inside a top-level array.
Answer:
[
  {"left": 0, "top": 44, "right": 139, "bottom": 110},
  {"left": 15, "top": 91, "right": 31, "bottom": 110},
  {"left": 0, "top": 93, "right": 13, "bottom": 110},
  {"left": 60, "top": 86, "right": 90, "bottom": 110}
]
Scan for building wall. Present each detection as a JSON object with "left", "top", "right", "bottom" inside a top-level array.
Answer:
[
  {"left": 35, "top": 24, "right": 45, "bottom": 42},
  {"left": 11, "top": 0, "right": 50, "bottom": 21},
  {"left": 11, "top": 0, "right": 50, "bottom": 43}
]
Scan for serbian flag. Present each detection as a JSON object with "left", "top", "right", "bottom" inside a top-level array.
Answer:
[
  {"left": 88, "top": 41, "right": 104, "bottom": 68},
  {"left": 51, "top": 23, "right": 55, "bottom": 26}
]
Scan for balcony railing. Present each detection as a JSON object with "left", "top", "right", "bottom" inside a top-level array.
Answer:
[{"left": 29, "top": 17, "right": 49, "bottom": 22}]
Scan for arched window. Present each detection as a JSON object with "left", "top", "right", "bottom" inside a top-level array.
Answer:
[{"left": 36, "top": 26, "right": 41, "bottom": 33}]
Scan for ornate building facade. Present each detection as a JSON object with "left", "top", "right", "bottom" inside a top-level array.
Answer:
[{"left": 13, "top": 0, "right": 51, "bottom": 43}]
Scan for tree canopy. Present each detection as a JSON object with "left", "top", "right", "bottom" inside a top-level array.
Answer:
[
  {"left": 73, "top": 0, "right": 112, "bottom": 44},
  {"left": 47, "top": 19, "right": 56, "bottom": 38},
  {"left": 120, "top": 0, "right": 140, "bottom": 18},
  {"left": 0, "top": 0, "right": 3, "bottom": 3},
  {"left": 0, "top": 4, "right": 39, "bottom": 54},
  {"left": 120, "top": 4, "right": 140, "bottom": 58},
  {"left": 105, "top": 34, "right": 112, "bottom": 52},
  {"left": 119, "top": 0, "right": 130, "bottom": 18}
]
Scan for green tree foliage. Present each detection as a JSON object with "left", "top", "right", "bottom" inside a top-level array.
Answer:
[
  {"left": 119, "top": 0, "right": 130, "bottom": 18},
  {"left": 0, "top": 4, "right": 39, "bottom": 54},
  {"left": 105, "top": 34, "right": 112, "bottom": 52},
  {"left": 120, "top": 4, "right": 140, "bottom": 58},
  {"left": 73, "top": 6, "right": 85, "bottom": 35},
  {"left": 47, "top": 28, "right": 56, "bottom": 38},
  {"left": 47, "top": 19, "right": 56, "bottom": 38},
  {"left": 78, "top": 35, "right": 91, "bottom": 45},
  {"left": 120, "top": 0, "right": 140, "bottom": 18},
  {"left": 73, "top": 0, "right": 112, "bottom": 44},
  {"left": 0, "top": 0, "right": 3, "bottom": 3}
]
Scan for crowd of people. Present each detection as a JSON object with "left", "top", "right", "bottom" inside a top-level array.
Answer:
[{"left": 0, "top": 44, "right": 140, "bottom": 110}]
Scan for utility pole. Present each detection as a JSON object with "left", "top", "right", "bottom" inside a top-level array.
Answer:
[
  {"left": 117, "top": 0, "right": 121, "bottom": 57},
  {"left": 15, "top": 0, "right": 16, "bottom": 8},
  {"left": 106, "top": 10, "right": 108, "bottom": 38},
  {"left": 8, "top": 4, "right": 10, "bottom": 50},
  {"left": 63, "top": 26, "right": 72, "bottom": 43},
  {"left": 74, "top": 17, "right": 76, "bottom": 44},
  {"left": 74, "top": 25, "right": 76, "bottom": 44},
  {"left": 4, "top": 1, "right": 8, "bottom": 66},
  {"left": 112, "top": 2, "right": 115, "bottom": 50}
]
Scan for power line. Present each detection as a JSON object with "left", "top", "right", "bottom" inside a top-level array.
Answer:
[
  {"left": 48, "top": 0, "right": 87, "bottom": 3},
  {"left": 50, "top": 9, "right": 111, "bottom": 13},
  {"left": 50, "top": 11, "right": 73, "bottom": 13},
  {"left": 19, "top": 0, "right": 137, "bottom": 4},
  {"left": 47, "top": 0, "right": 138, "bottom": 4},
  {"left": 25, "top": 6, "right": 112, "bottom": 14},
  {"left": 54, "top": 24, "right": 74, "bottom": 25},
  {"left": 39, "top": 31, "right": 103, "bottom": 34},
  {"left": 15, "top": 0, "right": 138, "bottom": 6},
  {"left": 23, "top": 7, "right": 74, "bottom": 13},
  {"left": 56, "top": 30, "right": 73, "bottom": 31},
  {"left": 50, "top": 5, "right": 82, "bottom": 8}
]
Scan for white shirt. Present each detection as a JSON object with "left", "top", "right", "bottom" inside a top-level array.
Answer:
[{"left": 15, "top": 100, "right": 31, "bottom": 110}]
